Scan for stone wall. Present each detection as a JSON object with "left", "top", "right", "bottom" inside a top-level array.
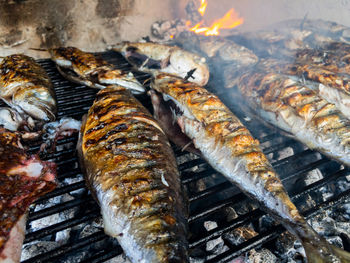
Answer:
[{"left": 0, "top": 0, "right": 179, "bottom": 58}]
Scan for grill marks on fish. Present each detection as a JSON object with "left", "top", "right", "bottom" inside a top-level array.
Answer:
[
  {"left": 0, "top": 54, "right": 57, "bottom": 124},
  {"left": 78, "top": 86, "right": 188, "bottom": 262},
  {"left": 151, "top": 74, "right": 300, "bottom": 220},
  {"left": 50, "top": 47, "right": 145, "bottom": 94},
  {"left": 151, "top": 73, "right": 350, "bottom": 263},
  {"left": 238, "top": 69, "right": 350, "bottom": 165}
]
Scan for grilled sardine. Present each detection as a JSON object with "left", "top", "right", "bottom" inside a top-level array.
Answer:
[
  {"left": 236, "top": 66, "right": 350, "bottom": 167},
  {"left": 50, "top": 47, "right": 145, "bottom": 94},
  {"left": 0, "top": 54, "right": 57, "bottom": 124},
  {"left": 0, "top": 128, "right": 56, "bottom": 263},
  {"left": 113, "top": 41, "right": 210, "bottom": 86},
  {"left": 151, "top": 73, "right": 350, "bottom": 263},
  {"left": 77, "top": 86, "right": 188, "bottom": 263}
]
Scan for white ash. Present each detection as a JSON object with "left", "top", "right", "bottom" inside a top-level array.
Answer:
[
  {"left": 104, "top": 254, "right": 131, "bottom": 263},
  {"left": 21, "top": 241, "right": 60, "bottom": 261},
  {"left": 63, "top": 175, "right": 86, "bottom": 197},
  {"left": 206, "top": 237, "right": 229, "bottom": 257},
  {"left": 204, "top": 221, "right": 218, "bottom": 231},
  {"left": 304, "top": 168, "right": 323, "bottom": 186},
  {"left": 79, "top": 223, "right": 102, "bottom": 239},
  {"left": 56, "top": 229, "right": 71, "bottom": 243},
  {"left": 248, "top": 248, "right": 278, "bottom": 263},
  {"left": 189, "top": 256, "right": 205, "bottom": 263},
  {"left": 30, "top": 196, "right": 76, "bottom": 231},
  {"left": 327, "top": 236, "right": 344, "bottom": 249},
  {"left": 308, "top": 214, "right": 338, "bottom": 236},
  {"left": 275, "top": 146, "right": 295, "bottom": 161}
]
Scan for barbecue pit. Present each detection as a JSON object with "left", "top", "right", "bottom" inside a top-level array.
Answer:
[{"left": 0, "top": 1, "right": 349, "bottom": 262}]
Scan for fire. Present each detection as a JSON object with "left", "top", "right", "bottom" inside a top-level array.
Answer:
[
  {"left": 188, "top": 1, "right": 243, "bottom": 36},
  {"left": 198, "top": 0, "right": 207, "bottom": 16}
]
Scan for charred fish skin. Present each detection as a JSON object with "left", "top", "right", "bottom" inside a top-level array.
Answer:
[
  {"left": 0, "top": 54, "right": 57, "bottom": 123},
  {"left": 49, "top": 47, "right": 145, "bottom": 94},
  {"left": 151, "top": 73, "right": 350, "bottom": 263},
  {"left": 77, "top": 86, "right": 188, "bottom": 263},
  {"left": 0, "top": 128, "right": 57, "bottom": 263},
  {"left": 113, "top": 41, "right": 210, "bottom": 86},
  {"left": 237, "top": 67, "right": 350, "bottom": 166}
]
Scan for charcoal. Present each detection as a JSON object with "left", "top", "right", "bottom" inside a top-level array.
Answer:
[
  {"left": 223, "top": 224, "right": 258, "bottom": 246},
  {"left": 203, "top": 220, "right": 218, "bottom": 231},
  {"left": 206, "top": 236, "right": 227, "bottom": 255},
  {"left": 248, "top": 248, "right": 278, "bottom": 263},
  {"left": 21, "top": 241, "right": 60, "bottom": 261}
]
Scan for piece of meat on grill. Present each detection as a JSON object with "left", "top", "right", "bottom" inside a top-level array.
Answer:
[
  {"left": 49, "top": 47, "right": 145, "bottom": 94},
  {"left": 0, "top": 128, "right": 57, "bottom": 263},
  {"left": 77, "top": 86, "right": 188, "bottom": 263},
  {"left": 112, "top": 41, "right": 210, "bottom": 86},
  {"left": 150, "top": 73, "right": 350, "bottom": 263},
  {"left": 0, "top": 54, "right": 57, "bottom": 128}
]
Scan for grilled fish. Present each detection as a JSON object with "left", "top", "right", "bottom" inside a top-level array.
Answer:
[
  {"left": 0, "top": 128, "right": 56, "bottom": 263},
  {"left": 249, "top": 57, "right": 350, "bottom": 121},
  {"left": 77, "top": 86, "right": 188, "bottom": 262},
  {"left": 151, "top": 73, "right": 350, "bottom": 263},
  {"left": 49, "top": 47, "right": 145, "bottom": 94},
  {"left": 0, "top": 54, "right": 57, "bottom": 125},
  {"left": 236, "top": 65, "right": 350, "bottom": 167},
  {"left": 113, "top": 41, "right": 210, "bottom": 86}
]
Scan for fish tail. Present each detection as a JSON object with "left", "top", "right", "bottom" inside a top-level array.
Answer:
[{"left": 302, "top": 236, "right": 350, "bottom": 263}]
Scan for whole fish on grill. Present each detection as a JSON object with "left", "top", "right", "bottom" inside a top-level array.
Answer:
[
  {"left": 234, "top": 64, "right": 350, "bottom": 167},
  {"left": 49, "top": 47, "right": 145, "bottom": 94},
  {"left": 0, "top": 128, "right": 57, "bottom": 263},
  {"left": 112, "top": 41, "right": 210, "bottom": 86},
  {"left": 0, "top": 54, "right": 57, "bottom": 127},
  {"left": 0, "top": 54, "right": 81, "bottom": 145},
  {"left": 77, "top": 86, "right": 188, "bottom": 263},
  {"left": 150, "top": 73, "right": 350, "bottom": 263}
]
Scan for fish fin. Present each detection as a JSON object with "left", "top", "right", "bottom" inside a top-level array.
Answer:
[{"left": 303, "top": 238, "right": 350, "bottom": 263}]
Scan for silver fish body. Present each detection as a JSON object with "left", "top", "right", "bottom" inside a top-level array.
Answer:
[
  {"left": 0, "top": 54, "right": 57, "bottom": 124},
  {"left": 50, "top": 47, "right": 145, "bottom": 94},
  {"left": 77, "top": 86, "right": 188, "bottom": 263},
  {"left": 113, "top": 41, "right": 210, "bottom": 86},
  {"left": 151, "top": 73, "right": 350, "bottom": 263}
]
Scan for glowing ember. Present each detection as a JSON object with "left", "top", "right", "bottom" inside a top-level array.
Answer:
[
  {"left": 198, "top": 0, "right": 207, "bottom": 16},
  {"left": 187, "top": 1, "right": 243, "bottom": 36}
]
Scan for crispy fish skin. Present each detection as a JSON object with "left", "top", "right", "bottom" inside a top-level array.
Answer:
[
  {"left": 237, "top": 68, "right": 350, "bottom": 167},
  {"left": 151, "top": 73, "right": 350, "bottom": 263},
  {"left": 0, "top": 128, "right": 57, "bottom": 263},
  {"left": 0, "top": 54, "right": 57, "bottom": 123},
  {"left": 77, "top": 86, "right": 188, "bottom": 263},
  {"left": 113, "top": 42, "right": 210, "bottom": 86},
  {"left": 49, "top": 47, "right": 145, "bottom": 93}
]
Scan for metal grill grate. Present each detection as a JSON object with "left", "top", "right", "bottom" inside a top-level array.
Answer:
[{"left": 20, "top": 51, "right": 350, "bottom": 263}]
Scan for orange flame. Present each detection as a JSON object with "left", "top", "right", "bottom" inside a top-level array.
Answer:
[
  {"left": 198, "top": 0, "right": 207, "bottom": 16},
  {"left": 188, "top": 1, "right": 243, "bottom": 36}
]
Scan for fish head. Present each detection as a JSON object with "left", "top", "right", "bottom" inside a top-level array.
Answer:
[
  {"left": 49, "top": 47, "right": 78, "bottom": 68},
  {"left": 12, "top": 85, "right": 57, "bottom": 122},
  {"left": 98, "top": 70, "right": 145, "bottom": 94},
  {"left": 111, "top": 41, "right": 130, "bottom": 54}
]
